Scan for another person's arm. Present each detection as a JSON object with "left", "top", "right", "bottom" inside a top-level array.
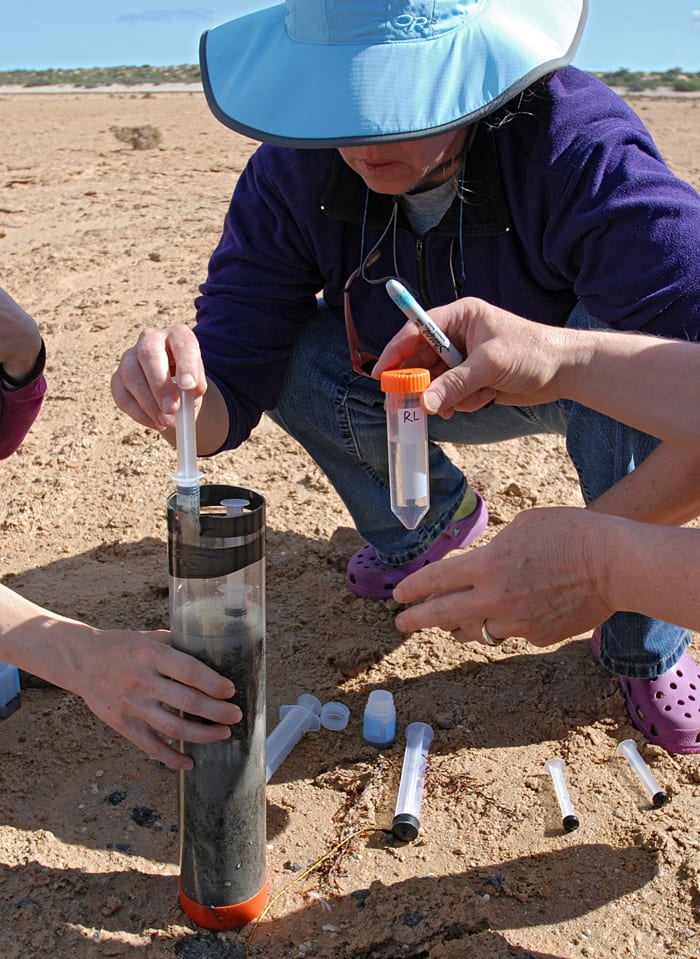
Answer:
[
  {"left": 0, "top": 584, "right": 242, "bottom": 769},
  {"left": 378, "top": 300, "right": 700, "bottom": 641},
  {"left": 376, "top": 298, "right": 700, "bottom": 526},
  {"left": 394, "top": 508, "right": 700, "bottom": 644},
  {"left": 0, "top": 287, "right": 46, "bottom": 458},
  {"left": 374, "top": 298, "right": 700, "bottom": 447}
]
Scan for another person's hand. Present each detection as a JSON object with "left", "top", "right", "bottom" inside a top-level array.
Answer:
[
  {"left": 111, "top": 324, "right": 207, "bottom": 432},
  {"left": 393, "top": 507, "right": 614, "bottom": 647},
  {"left": 0, "top": 287, "right": 43, "bottom": 381},
  {"left": 374, "top": 298, "right": 576, "bottom": 417},
  {"left": 68, "top": 626, "right": 242, "bottom": 770}
]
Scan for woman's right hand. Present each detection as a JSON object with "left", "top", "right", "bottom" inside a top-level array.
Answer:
[
  {"left": 375, "top": 297, "right": 577, "bottom": 418},
  {"left": 111, "top": 324, "right": 207, "bottom": 432}
]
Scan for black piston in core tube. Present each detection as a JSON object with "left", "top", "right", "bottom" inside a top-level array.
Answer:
[{"left": 167, "top": 484, "right": 267, "bottom": 929}]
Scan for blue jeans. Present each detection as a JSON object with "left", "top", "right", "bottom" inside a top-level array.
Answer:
[{"left": 269, "top": 301, "right": 690, "bottom": 678}]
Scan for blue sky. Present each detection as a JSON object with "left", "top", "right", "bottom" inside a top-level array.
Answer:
[{"left": 1, "top": 1, "right": 699, "bottom": 72}]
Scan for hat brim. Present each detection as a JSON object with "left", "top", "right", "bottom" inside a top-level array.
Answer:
[{"left": 200, "top": 0, "right": 588, "bottom": 147}]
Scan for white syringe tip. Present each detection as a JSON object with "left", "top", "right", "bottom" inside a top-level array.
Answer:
[{"left": 295, "top": 693, "right": 322, "bottom": 716}]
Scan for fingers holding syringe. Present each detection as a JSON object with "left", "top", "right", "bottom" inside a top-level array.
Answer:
[{"left": 111, "top": 325, "right": 206, "bottom": 431}]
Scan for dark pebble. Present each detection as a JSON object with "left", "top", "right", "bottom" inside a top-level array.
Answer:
[
  {"left": 105, "top": 791, "right": 127, "bottom": 806},
  {"left": 402, "top": 911, "right": 425, "bottom": 927},
  {"left": 131, "top": 806, "right": 160, "bottom": 828}
]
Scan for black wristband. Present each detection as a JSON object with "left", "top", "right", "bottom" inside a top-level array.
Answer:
[{"left": 0, "top": 338, "right": 46, "bottom": 390}]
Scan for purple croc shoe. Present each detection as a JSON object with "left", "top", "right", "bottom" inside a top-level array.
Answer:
[
  {"left": 346, "top": 493, "right": 488, "bottom": 600},
  {"left": 592, "top": 628, "right": 700, "bottom": 754}
]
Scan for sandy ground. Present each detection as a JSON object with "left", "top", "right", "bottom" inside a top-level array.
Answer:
[{"left": 0, "top": 89, "right": 699, "bottom": 959}]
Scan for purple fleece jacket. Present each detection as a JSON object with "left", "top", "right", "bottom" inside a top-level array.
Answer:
[{"left": 193, "top": 67, "right": 700, "bottom": 452}]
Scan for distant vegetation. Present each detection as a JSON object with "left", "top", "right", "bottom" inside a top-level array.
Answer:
[
  {"left": 597, "top": 67, "right": 700, "bottom": 93},
  {"left": 0, "top": 65, "right": 699, "bottom": 92},
  {"left": 0, "top": 64, "right": 201, "bottom": 88}
]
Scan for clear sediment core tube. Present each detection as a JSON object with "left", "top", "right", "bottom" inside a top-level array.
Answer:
[{"left": 168, "top": 485, "right": 266, "bottom": 926}]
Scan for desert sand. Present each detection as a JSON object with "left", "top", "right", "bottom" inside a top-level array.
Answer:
[{"left": 0, "top": 88, "right": 699, "bottom": 959}]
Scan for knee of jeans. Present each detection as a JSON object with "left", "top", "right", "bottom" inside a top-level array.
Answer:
[{"left": 566, "top": 300, "right": 612, "bottom": 334}]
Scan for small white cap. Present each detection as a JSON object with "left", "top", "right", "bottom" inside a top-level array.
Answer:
[{"left": 320, "top": 701, "right": 350, "bottom": 731}]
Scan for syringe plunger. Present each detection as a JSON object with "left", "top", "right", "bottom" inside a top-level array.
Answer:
[{"left": 172, "top": 389, "right": 203, "bottom": 490}]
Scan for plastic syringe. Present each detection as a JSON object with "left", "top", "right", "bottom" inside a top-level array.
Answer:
[
  {"left": 544, "top": 757, "right": 579, "bottom": 832},
  {"left": 221, "top": 498, "right": 250, "bottom": 616},
  {"left": 616, "top": 739, "right": 669, "bottom": 808},
  {"left": 265, "top": 694, "right": 322, "bottom": 783},
  {"left": 172, "top": 388, "right": 203, "bottom": 527},
  {"left": 392, "top": 722, "right": 434, "bottom": 841}
]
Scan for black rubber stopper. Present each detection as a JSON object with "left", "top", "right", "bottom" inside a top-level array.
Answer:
[{"left": 392, "top": 814, "right": 420, "bottom": 842}]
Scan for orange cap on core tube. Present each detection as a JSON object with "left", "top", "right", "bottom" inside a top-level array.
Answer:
[{"left": 178, "top": 875, "right": 268, "bottom": 930}]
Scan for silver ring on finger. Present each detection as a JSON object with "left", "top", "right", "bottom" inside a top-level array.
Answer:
[{"left": 481, "top": 617, "right": 506, "bottom": 647}]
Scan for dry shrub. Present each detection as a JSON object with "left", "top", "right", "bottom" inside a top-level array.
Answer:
[{"left": 109, "top": 124, "right": 162, "bottom": 150}]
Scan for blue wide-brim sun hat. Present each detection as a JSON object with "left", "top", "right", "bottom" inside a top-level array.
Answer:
[{"left": 200, "top": 0, "right": 588, "bottom": 147}]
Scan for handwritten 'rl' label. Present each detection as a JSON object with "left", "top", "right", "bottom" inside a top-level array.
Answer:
[{"left": 398, "top": 407, "right": 426, "bottom": 443}]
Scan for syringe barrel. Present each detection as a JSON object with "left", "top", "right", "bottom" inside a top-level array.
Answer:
[
  {"left": 265, "top": 696, "right": 322, "bottom": 782},
  {"left": 173, "top": 389, "right": 201, "bottom": 485},
  {"left": 167, "top": 484, "right": 267, "bottom": 929},
  {"left": 392, "top": 722, "right": 434, "bottom": 840},
  {"left": 544, "top": 757, "right": 576, "bottom": 819},
  {"left": 381, "top": 369, "right": 431, "bottom": 530},
  {"left": 617, "top": 738, "right": 668, "bottom": 805}
]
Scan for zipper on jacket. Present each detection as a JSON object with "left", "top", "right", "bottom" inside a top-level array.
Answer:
[{"left": 415, "top": 236, "right": 430, "bottom": 306}]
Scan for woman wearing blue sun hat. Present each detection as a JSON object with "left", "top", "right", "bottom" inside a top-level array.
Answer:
[{"left": 112, "top": 0, "right": 700, "bottom": 753}]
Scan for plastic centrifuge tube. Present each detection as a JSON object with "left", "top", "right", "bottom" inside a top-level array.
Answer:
[
  {"left": 380, "top": 368, "right": 431, "bottom": 530},
  {"left": 392, "top": 722, "right": 434, "bottom": 842},
  {"left": 265, "top": 694, "right": 322, "bottom": 783},
  {"left": 544, "top": 757, "right": 579, "bottom": 832},
  {"left": 172, "top": 388, "right": 203, "bottom": 525},
  {"left": 616, "top": 739, "right": 669, "bottom": 808}
]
